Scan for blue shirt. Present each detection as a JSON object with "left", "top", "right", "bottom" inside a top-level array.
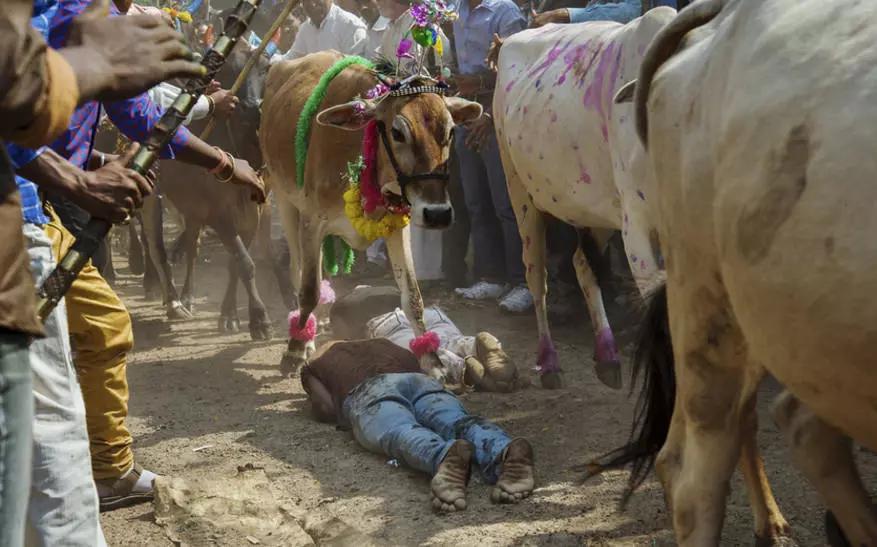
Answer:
[
  {"left": 453, "top": 0, "right": 526, "bottom": 74},
  {"left": 568, "top": 0, "right": 677, "bottom": 24},
  {"left": 9, "top": 0, "right": 194, "bottom": 225}
]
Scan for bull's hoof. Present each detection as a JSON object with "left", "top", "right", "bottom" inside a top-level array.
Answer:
[
  {"left": 280, "top": 351, "right": 306, "bottom": 376},
  {"left": 824, "top": 511, "right": 849, "bottom": 547},
  {"left": 249, "top": 321, "right": 272, "bottom": 341},
  {"left": 540, "top": 371, "right": 564, "bottom": 390},
  {"left": 128, "top": 253, "right": 145, "bottom": 275},
  {"left": 219, "top": 315, "right": 241, "bottom": 333},
  {"left": 167, "top": 301, "right": 193, "bottom": 320},
  {"left": 754, "top": 535, "right": 798, "bottom": 547},
  {"left": 181, "top": 296, "right": 195, "bottom": 314},
  {"left": 594, "top": 359, "right": 623, "bottom": 390}
]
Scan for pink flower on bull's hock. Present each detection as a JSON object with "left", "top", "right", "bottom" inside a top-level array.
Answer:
[{"left": 396, "top": 37, "right": 414, "bottom": 59}]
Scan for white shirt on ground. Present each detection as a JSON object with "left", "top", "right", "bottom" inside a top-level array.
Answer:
[{"left": 273, "top": 3, "right": 368, "bottom": 63}]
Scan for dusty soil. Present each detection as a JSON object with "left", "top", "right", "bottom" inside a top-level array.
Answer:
[{"left": 101, "top": 236, "right": 875, "bottom": 546}]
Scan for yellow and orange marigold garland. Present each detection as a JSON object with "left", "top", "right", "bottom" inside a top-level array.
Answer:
[{"left": 343, "top": 184, "right": 409, "bottom": 242}]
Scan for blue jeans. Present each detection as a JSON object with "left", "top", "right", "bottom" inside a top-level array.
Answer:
[
  {"left": 0, "top": 331, "right": 32, "bottom": 547},
  {"left": 455, "top": 128, "right": 525, "bottom": 285},
  {"left": 343, "top": 373, "right": 511, "bottom": 483}
]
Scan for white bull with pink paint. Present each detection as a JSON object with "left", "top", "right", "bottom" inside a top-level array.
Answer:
[{"left": 493, "top": 9, "right": 673, "bottom": 388}]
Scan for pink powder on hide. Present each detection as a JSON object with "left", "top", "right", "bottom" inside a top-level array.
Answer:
[
  {"left": 409, "top": 331, "right": 440, "bottom": 357},
  {"left": 536, "top": 335, "right": 560, "bottom": 374},
  {"left": 288, "top": 310, "right": 317, "bottom": 341}
]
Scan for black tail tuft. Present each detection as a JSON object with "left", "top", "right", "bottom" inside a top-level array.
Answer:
[{"left": 590, "top": 283, "right": 675, "bottom": 506}]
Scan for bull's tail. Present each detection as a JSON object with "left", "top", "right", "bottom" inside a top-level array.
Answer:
[
  {"left": 586, "top": 283, "right": 675, "bottom": 506},
  {"left": 635, "top": 0, "right": 727, "bottom": 146}
]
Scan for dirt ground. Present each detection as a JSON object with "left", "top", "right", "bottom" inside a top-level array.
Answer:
[{"left": 100, "top": 236, "right": 875, "bottom": 546}]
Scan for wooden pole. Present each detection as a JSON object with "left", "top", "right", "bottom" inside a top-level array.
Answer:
[{"left": 199, "top": 0, "right": 299, "bottom": 140}]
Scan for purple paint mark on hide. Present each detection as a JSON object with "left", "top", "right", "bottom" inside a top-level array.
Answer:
[
  {"left": 527, "top": 39, "right": 574, "bottom": 83},
  {"left": 505, "top": 78, "right": 519, "bottom": 93},
  {"left": 578, "top": 166, "right": 591, "bottom": 184},
  {"left": 537, "top": 335, "right": 560, "bottom": 374},
  {"left": 637, "top": 44, "right": 645, "bottom": 56},
  {"left": 594, "top": 327, "right": 620, "bottom": 364},
  {"left": 637, "top": 190, "right": 645, "bottom": 200},
  {"left": 582, "top": 41, "right": 624, "bottom": 142},
  {"left": 555, "top": 39, "right": 600, "bottom": 88}
]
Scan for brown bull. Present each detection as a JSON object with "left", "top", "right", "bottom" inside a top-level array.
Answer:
[{"left": 260, "top": 50, "right": 481, "bottom": 376}]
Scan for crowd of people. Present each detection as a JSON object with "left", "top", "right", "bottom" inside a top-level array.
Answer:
[{"left": 0, "top": 0, "right": 680, "bottom": 543}]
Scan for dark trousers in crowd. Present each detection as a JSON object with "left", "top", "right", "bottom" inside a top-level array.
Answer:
[
  {"left": 454, "top": 127, "right": 524, "bottom": 286},
  {"left": 441, "top": 149, "right": 470, "bottom": 287},
  {"left": 47, "top": 196, "right": 112, "bottom": 280}
]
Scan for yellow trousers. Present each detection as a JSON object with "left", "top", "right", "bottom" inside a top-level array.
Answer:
[{"left": 44, "top": 208, "right": 134, "bottom": 480}]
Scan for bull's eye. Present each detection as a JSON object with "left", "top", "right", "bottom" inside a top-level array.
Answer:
[{"left": 391, "top": 127, "right": 405, "bottom": 142}]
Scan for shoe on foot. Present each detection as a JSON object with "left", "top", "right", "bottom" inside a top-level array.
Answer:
[
  {"left": 96, "top": 463, "right": 158, "bottom": 512},
  {"left": 474, "top": 332, "right": 518, "bottom": 391},
  {"left": 499, "top": 285, "right": 534, "bottom": 313},
  {"left": 431, "top": 439, "right": 473, "bottom": 512},
  {"left": 455, "top": 281, "right": 508, "bottom": 301},
  {"left": 491, "top": 438, "right": 535, "bottom": 504}
]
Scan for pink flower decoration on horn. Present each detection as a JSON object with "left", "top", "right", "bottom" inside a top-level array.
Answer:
[{"left": 396, "top": 37, "right": 414, "bottom": 59}]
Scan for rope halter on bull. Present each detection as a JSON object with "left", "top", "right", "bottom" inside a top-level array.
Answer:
[{"left": 289, "top": 0, "right": 454, "bottom": 357}]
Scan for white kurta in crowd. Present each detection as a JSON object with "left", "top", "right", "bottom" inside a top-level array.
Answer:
[
  {"left": 272, "top": 3, "right": 368, "bottom": 63},
  {"left": 147, "top": 82, "right": 212, "bottom": 125},
  {"left": 365, "top": 15, "right": 390, "bottom": 58}
]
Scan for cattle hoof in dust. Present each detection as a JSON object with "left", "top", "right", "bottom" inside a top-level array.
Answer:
[
  {"left": 824, "top": 511, "right": 849, "bottom": 547},
  {"left": 181, "top": 296, "right": 195, "bottom": 314},
  {"left": 167, "top": 301, "right": 193, "bottom": 320},
  {"left": 218, "top": 315, "right": 241, "bottom": 333},
  {"left": 279, "top": 351, "right": 306, "bottom": 377},
  {"left": 594, "top": 360, "right": 623, "bottom": 390},
  {"left": 540, "top": 371, "right": 564, "bottom": 390},
  {"left": 754, "top": 535, "right": 798, "bottom": 547},
  {"left": 248, "top": 319, "right": 272, "bottom": 341}
]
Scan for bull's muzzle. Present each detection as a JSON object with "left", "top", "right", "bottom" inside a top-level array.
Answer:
[{"left": 421, "top": 204, "right": 454, "bottom": 229}]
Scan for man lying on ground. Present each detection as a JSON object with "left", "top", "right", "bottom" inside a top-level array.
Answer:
[
  {"left": 330, "top": 284, "right": 523, "bottom": 392},
  {"left": 301, "top": 338, "right": 535, "bottom": 512}
]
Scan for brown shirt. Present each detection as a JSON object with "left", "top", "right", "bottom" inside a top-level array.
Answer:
[
  {"left": 301, "top": 338, "right": 421, "bottom": 418},
  {"left": 0, "top": 149, "right": 43, "bottom": 336}
]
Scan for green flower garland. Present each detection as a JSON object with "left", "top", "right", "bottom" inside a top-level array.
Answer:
[{"left": 295, "top": 55, "right": 375, "bottom": 275}]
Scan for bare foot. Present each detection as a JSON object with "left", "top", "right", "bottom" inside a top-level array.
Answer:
[
  {"left": 491, "top": 438, "right": 534, "bottom": 504},
  {"left": 431, "top": 440, "right": 473, "bottom": 512}
]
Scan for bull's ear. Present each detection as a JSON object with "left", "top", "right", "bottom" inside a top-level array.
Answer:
[
  {"left": 316, "top": 100, "right": 376, "bottom": 130},
  {"left": 444, "top": 97, "right": 483, "bottom": 125},
  {"left": 614, "top": 80, "right": 636, "bottom": 104}
]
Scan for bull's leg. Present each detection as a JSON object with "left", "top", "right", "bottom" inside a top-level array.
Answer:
[
  {"left": 211, "top": 219, "right": 272, "bottom": 341},
  {"left": 501, "top": 153, "right": 558, "bottom": 389},
  {"left": 219, "top": 252, "right": 240, "bottom": 332},
  {"left": 574, "top": 228, "right": 622, "bottom": 389},
  {"left": 179, "top": 222, "right": 201, "bottom": 313},
  {"left": 280, "top": 214, "right": 322, "bottom": 374},
  {"left": 385, "top": 225, "right": 445, "bottom": 380},
  {"left": 739, "top": 400, "right": 793, "bottom": 546},
  {"left": 127, "top": 217, "right": 146, "bottom": 275},
  {"left": 141, "top": 194, "right": 192, "bottom": 319},
  {"left": 657, "top": 276, "right": 756, "bottom": 546},
  {"left": 276, "top": 198, "right": 301, "bottom": 310},
  {"left": 772, "top": 391, "right": 877, "bottom": 546}
]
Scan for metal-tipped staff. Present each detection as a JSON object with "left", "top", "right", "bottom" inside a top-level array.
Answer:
[
  {"left": 200, "top": 0, "right": 300, "bottom": 140},
  {"left": 35, "top": 0, "right": 263, "bottom": 321}
]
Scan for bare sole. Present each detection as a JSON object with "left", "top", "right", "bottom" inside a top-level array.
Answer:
[{"left": 431, "top": 440, "right": 473, "bottom": 512}]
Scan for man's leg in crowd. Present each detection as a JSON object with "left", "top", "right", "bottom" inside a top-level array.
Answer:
[
  {"left": 441, "top": 151, "right": 470, "bottom": 287},
  {"left": 44, "top": 209, "right": 153, "bottom": 511},
  {"left": 0, "top": 331, "right": 33, "bottom": 546},
  {"left": 343, "top": 373, "right": 472, "bottom": 512},
  {"left": 23, "top": 222, "right": 106, "bottom": 546},
  {"left": 454, "top": 128, "right": 507, "bottom": 296},
  {"left": 480, "top": 133, "right": 532, "bottom": 312}
]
